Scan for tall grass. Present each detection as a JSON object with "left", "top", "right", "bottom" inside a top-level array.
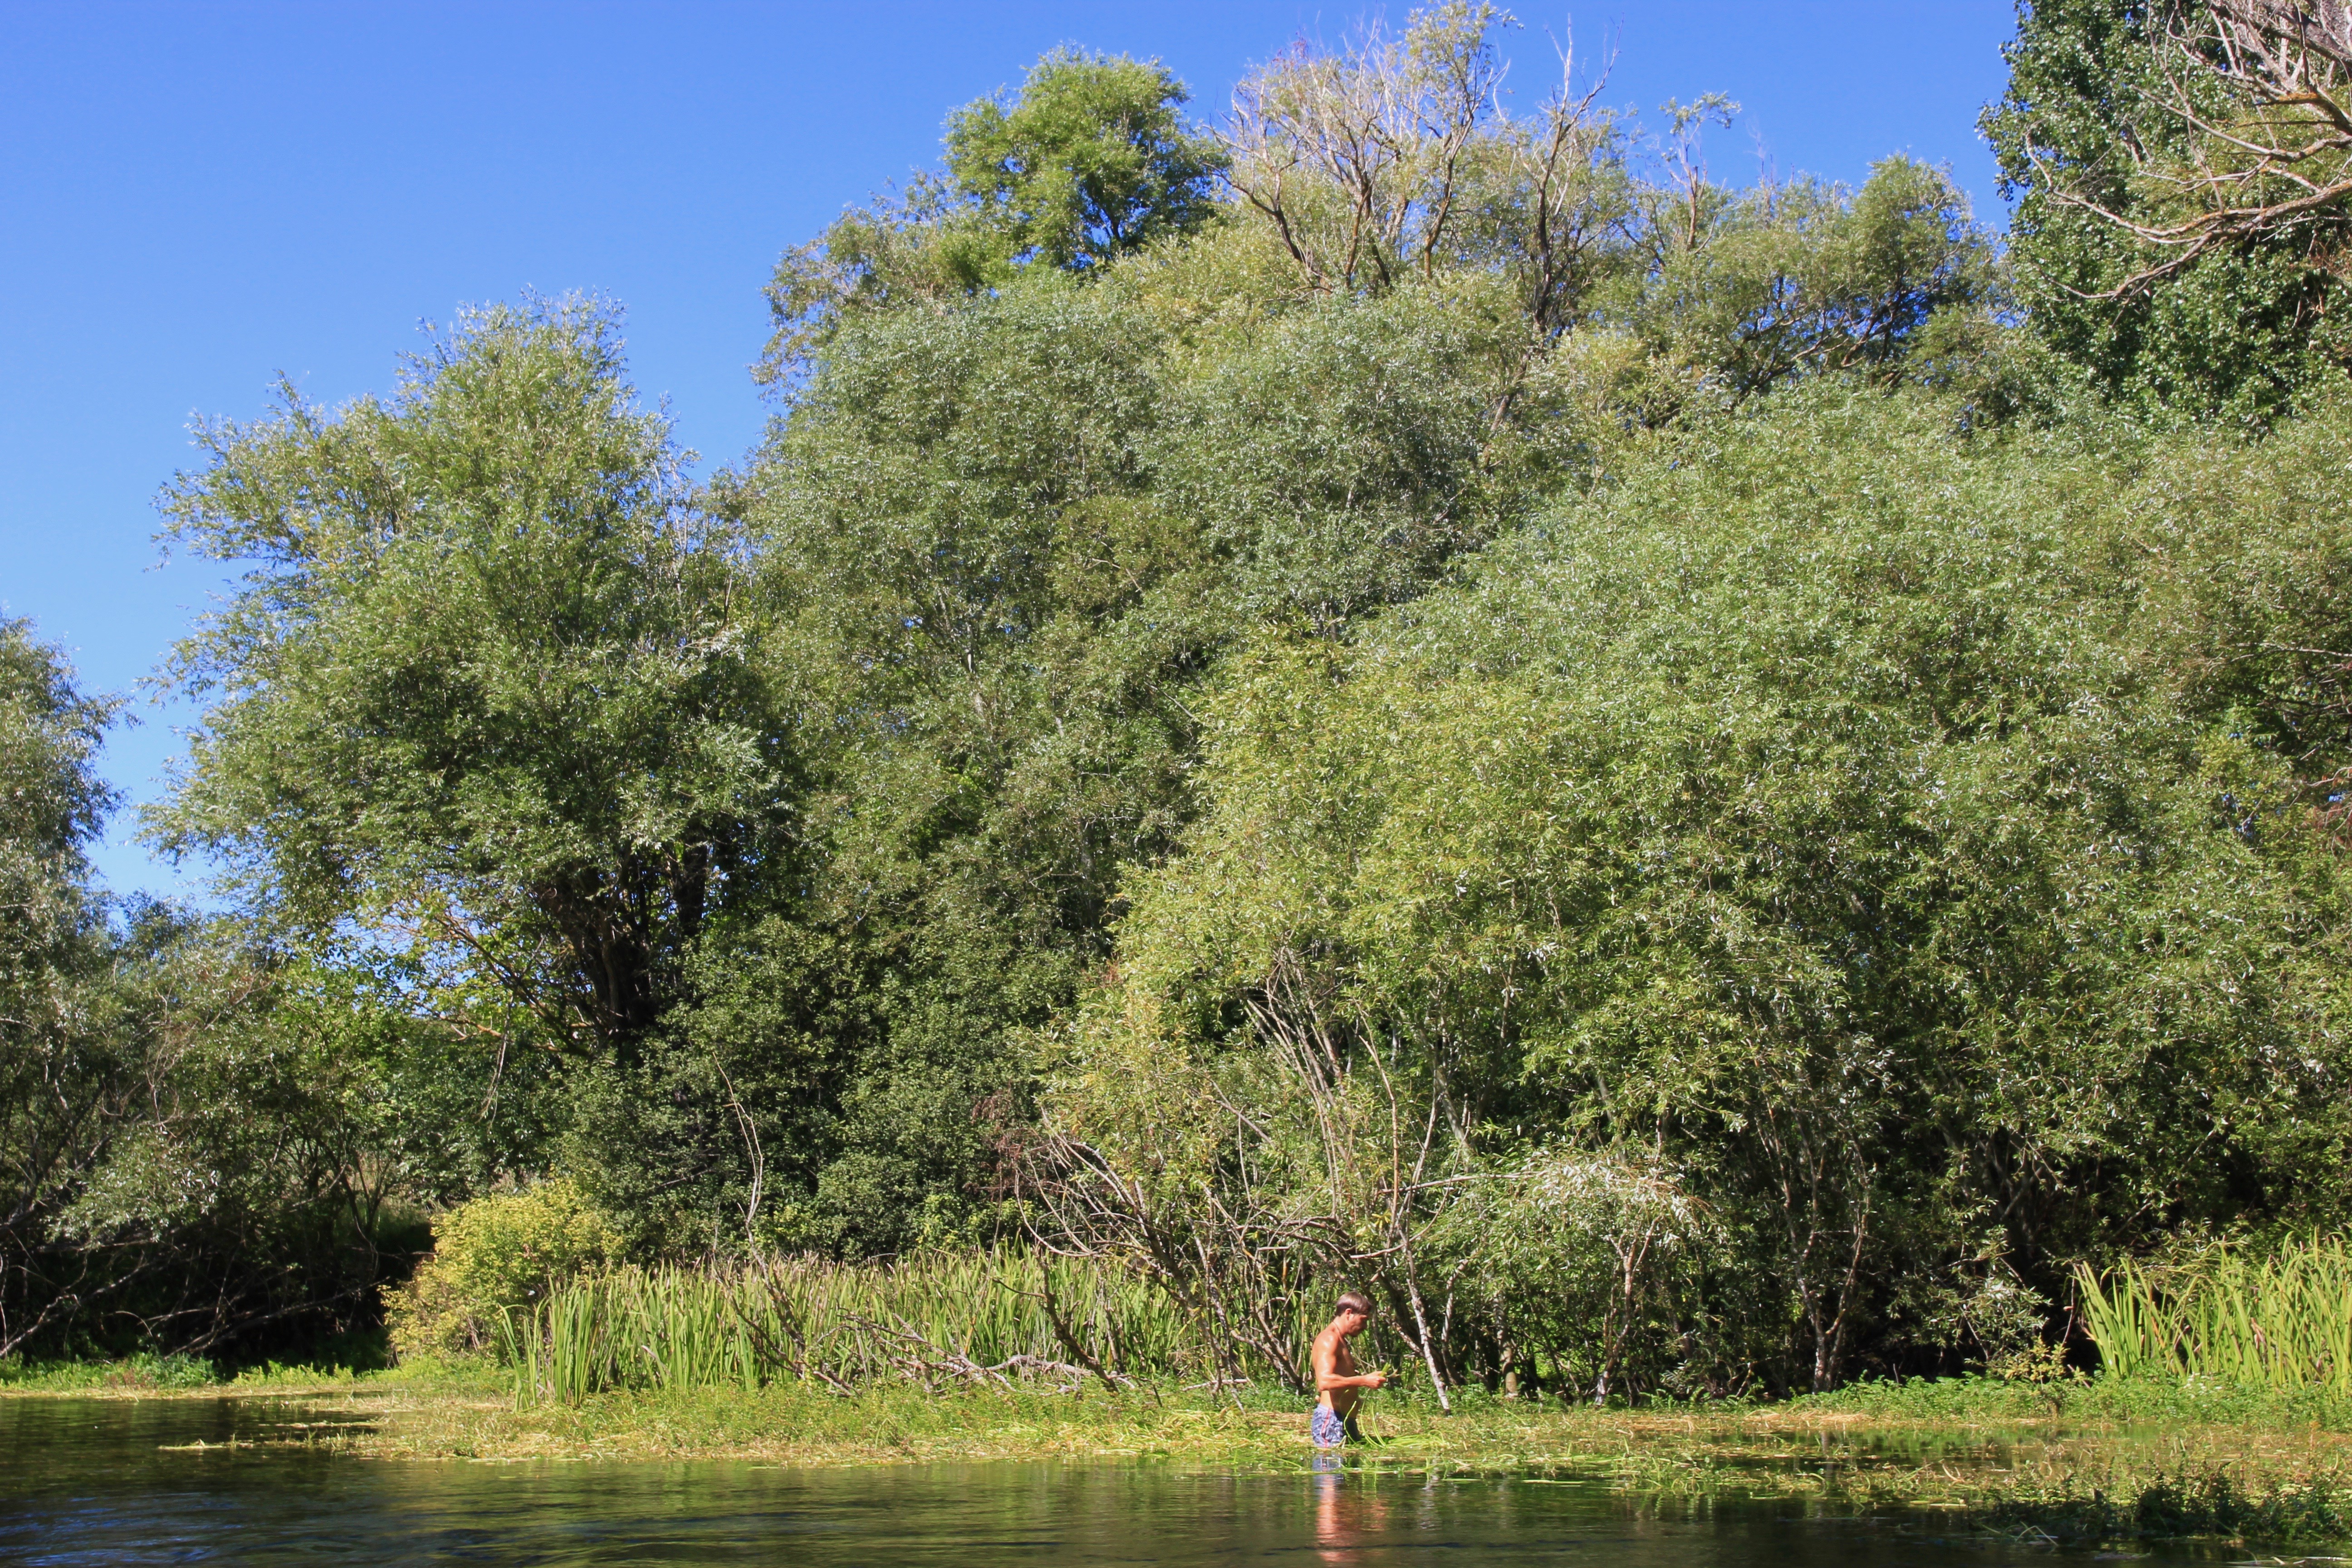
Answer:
[
  {"left": 502, "top": 1252, "right": 1199, "bottom": 1407},
  {"left": 2077, "top": 1235, "right": 2352, "bottom": 1392}
]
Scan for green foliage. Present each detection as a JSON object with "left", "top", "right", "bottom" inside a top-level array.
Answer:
[
  {"left": 1619, "top": 157, "right": 2001, "bottom": 406},
  {"left": 762, "top": 47, "right": 1221, "bottom": 378},
  {"left": 559, "top": 919, "right": 870, "bottom": 1258},
  {"left": 388, "top": 1180, "right": 620, "bottom": 1361},
  {"left": 1053, "top": 387, "right": 2352, "bottom": 1393},
  {"left": 2079, "top": 1234, "right": 2352, "bottom": 1391},
  {"left": 52, "top": 941, "right": 436, "bottom": 1342},
  {"left": 944, "top": 48, "right": 1225, "bottom": 274},
  {"left": 152, "top": 294, "right": 781, "bottom": 1052},
  {"left": 0, "top": 622, "right": 127, "bottom": 1352},
  {"left": 1434, "top": 1151, "right": 1729, "bottom": 1401},
  {"left": 716, "top": 104, "right": 2015, "bottom": 1259},
  {"left": 1984, "top": 0, "right": 2352, "bottom": 421},
  {"left": 4, "top": 627, "right": 431, "bottom": 1359},
  {"left": 503, "top": 1252, "right": 1190, "bottom": 1404},
  {"left": 0, "top": 1351, "right": 217, "bottom": 1390},
  {"left": 0, "top": 619, "right": 118, "bottom": 879},
  {"left": 730, "top": 282, "right": 1207, "bottom": 1251},
  {"left": 1155, "top": 288, "right": 1531, "bottom": 626},
  {"left": 1220, "top": 5, "right": 2004, "bottom": 419}
]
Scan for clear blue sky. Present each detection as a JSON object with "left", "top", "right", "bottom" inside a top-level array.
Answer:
[{"left": 0, "top": 0, "right": 2018, "bottom": 900}]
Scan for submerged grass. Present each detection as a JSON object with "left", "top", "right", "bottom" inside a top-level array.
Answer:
[
  {"left": 8, "top": 1359, "right": 2351, "bottom": 1547},
  {"left": 1973, "top": 1469, "right": 2352, "bottom": 1546},
  {"left": 289, "top": 1371, "right": 2352, "bottom": 1544}
]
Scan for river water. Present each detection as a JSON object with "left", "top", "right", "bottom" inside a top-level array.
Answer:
[{"left": 0, "top": 1396, "right": 2238, "bottom": 1565}]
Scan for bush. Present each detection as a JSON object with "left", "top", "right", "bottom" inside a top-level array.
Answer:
[
  {"left": 387, "top": 1180, "right": 620, "bottom": 1362},
  {"left": 0, "top": 1352, "right": 216, "bottom": 1391}
]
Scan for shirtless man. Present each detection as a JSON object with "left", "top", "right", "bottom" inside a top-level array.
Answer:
[{"left": 1308, "top": 1291, "right": 1387, "bottom": 1448}]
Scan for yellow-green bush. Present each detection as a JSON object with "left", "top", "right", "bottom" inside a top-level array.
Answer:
[{"left": 387, "top": 1180, "right": 620, "bottom": 1362}]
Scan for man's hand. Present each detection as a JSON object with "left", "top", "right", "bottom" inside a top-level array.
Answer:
[{"left": 1361, "top": 1369, "right": 1388, "bottom": 1389}]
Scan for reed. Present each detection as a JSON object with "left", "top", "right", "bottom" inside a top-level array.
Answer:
[
  {"left": 504, "top": 1251, "right": 1204, "bottom": 1407},
  {"left": 2077, "top": 1235, "right": 2352, "bottom": 1392}
]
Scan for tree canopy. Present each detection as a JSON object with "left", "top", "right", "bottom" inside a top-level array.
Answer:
[
  {"left": 11, "top": 4, "right": 2352, "bottom": 1387},
  {"left": 1985, "top": 0, "right": 2352, "bottom": 421},
  {"left": 154, "top": 297, "right": 783, "bottom": 1054},
  {"left": 945, "top": 48, "right": 1226, "bottom": 273}
]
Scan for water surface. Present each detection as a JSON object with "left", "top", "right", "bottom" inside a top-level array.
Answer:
[{"left": 0, "top": 1396, "right": 2231, "bottom": 1565}]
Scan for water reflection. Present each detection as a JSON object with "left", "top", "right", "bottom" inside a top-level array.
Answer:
[
  {"left": 1312, "top": 1459, "right": 1392, "bottom": 1563},
  {"left": 0, "top": 1396, "right": 2253, "bottom": 1566}
]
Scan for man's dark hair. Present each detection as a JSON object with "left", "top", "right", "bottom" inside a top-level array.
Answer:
[{"left": 1336, "top": 1291, "right": 1375, "bottom": 1318}]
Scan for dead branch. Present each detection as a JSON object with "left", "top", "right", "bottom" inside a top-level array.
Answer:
[{"left": 2037, "top": 0, "right": 2352, "bottom": 294}]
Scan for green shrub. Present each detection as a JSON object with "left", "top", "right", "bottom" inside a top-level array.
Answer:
[
  {"left": 387, "top": 1179, "right": 620, "bottom": 1362},
  {"left": 0, "top": 1352, "right": 217, "bottom": 1391}
]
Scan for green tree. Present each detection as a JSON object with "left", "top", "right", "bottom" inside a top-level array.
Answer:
[
  {"left": 1152, "top": 288, "right": 1527, "bottom": 627},
  {"left": 726, "top": 285, "right": 1215, "bottom": 1251},
  {"left": 1225, "top": 2, "right": 1612, "bottom": 301},
  {"left": 1044, "top": 389, "right": 2352, "bottom": 1392},
  {"left": 1621, "top": 157, "right": 2001, "bottom": 405},
  {"left": 717, "top": 16, "right": 2018, "bottom": 1254},
  {"left": 945, "top": 47, "right": 1226, "bottom": 273},
  {"left": 151, "top": 295, "right": 784, "bottom": 1055},
  {"left": 1220, "top": 9, "right": 2003, "bottom": 426},
  {"left": 2, "top": 625, "right": 448, "bottom": 1357},
  {"left": 54, "top": 936, "right": 443, "bottom": 1357},
  {"left": 761, "top": 48, "right": 1223, "bottom": 382},
  {"left": 0, "top": 622, "right": 130, "bottom": 1353},
  {"left": 1984, "top": 0, "right": 2352, "bottom": 421},
  {"left": 560, "top": 919, "right": 874, "bottom": 1256}
]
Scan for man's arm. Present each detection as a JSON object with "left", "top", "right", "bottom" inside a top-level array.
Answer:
[
  {"left": 1316, "top": 1369, "right": 1387, "bottom": 1390},
  {"left": 1311, "top": 1332, "right": 1387, "bottom": 1392}
]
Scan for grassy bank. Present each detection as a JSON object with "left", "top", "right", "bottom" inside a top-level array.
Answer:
[{"left": 9, "top": 1364, "right": 2348, "bottom": 1546}]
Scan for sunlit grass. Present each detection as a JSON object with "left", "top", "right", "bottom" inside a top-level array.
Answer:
[
  {"left": 0, "top": 1352, "right": 216, "bottom": 1392},
  {"left": 2078, "top": 1235, "right": 2352, "bottom": 1392},
  {"left": 503, "top": 1251, "right": 1205, "bottom": 1407}
]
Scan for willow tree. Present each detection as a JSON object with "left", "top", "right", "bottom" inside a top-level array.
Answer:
[
  {"left": 151, "top": 296, "right": 786, "bottom": 1056},
  {"left": 761, "top": 48, "right": 1226, "bottom": 382},
  {"left": 0, "top": 622, "right": 127, "bottom": 1352},
  {"left": 1042, "top": 389, "right": 2352, "bottom": 1392}
]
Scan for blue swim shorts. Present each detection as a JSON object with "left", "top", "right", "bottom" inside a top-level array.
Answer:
[{"left": 1311, "top": 1404, "right": 1346, "bottom": 1448}]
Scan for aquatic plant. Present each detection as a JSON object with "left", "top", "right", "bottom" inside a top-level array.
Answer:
[
  {"left": 1976, "top": 1468, "right": 2352, "bottom": 1546},
  {"left": 503, "top": 1251, "right": 1200, "bottom": 1407},
  {"left": 2077, "top": 1235, "right": 2352, "bottom": 1392}
]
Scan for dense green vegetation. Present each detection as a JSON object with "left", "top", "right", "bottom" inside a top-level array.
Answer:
[
  {"left": 2078, "top": 1234, "right": 2352, "bottom": 1391},
  {"left": 1986, "top": 0, "right": 2352, "bottom": 421},
  {"left": 5, "top": 4, "right": 2351, "bottom": 1418}
]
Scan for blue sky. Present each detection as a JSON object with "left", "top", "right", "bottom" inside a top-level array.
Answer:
[{"left": 0, "top": 0, "right": 2017, "bottom": 899}]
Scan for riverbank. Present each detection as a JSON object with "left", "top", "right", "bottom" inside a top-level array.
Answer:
[{"left": 7, "top": 1366, "right": 2349, "bottom": 1545}]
